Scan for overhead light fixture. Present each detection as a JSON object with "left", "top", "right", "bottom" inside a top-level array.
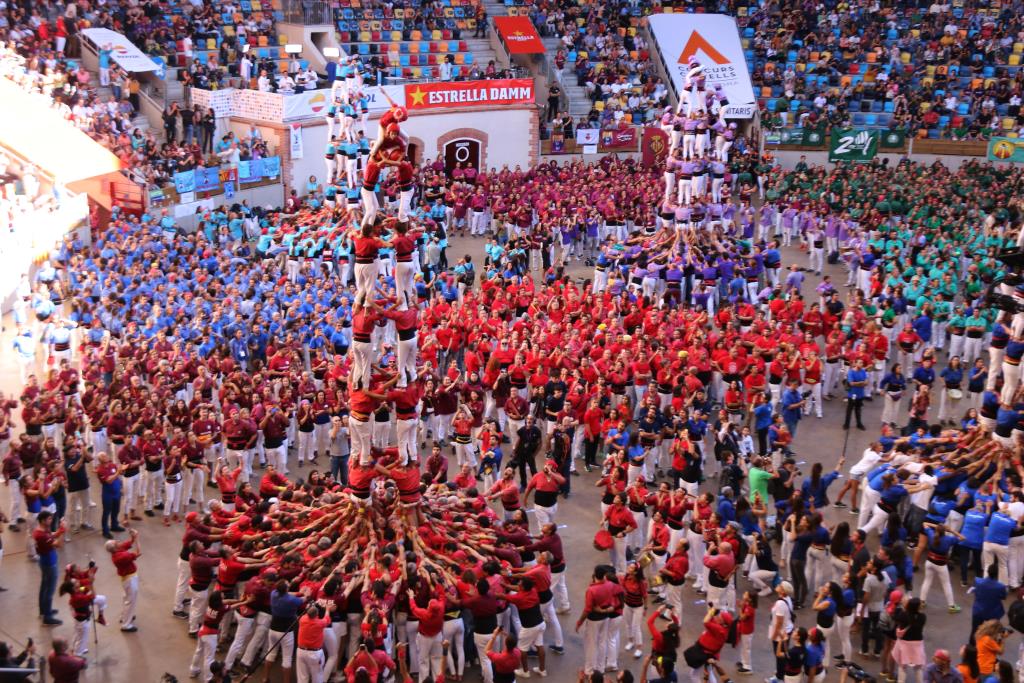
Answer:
[
  {"left": 285, "top": 43, "right": 303, "bottom": 54},
  {"left": 323, "top": 47, "right": 340, "bottom": 58}
]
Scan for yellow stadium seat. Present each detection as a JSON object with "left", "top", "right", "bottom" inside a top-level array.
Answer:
[
  {"left": 900, "top": 52, "right": 910, "bottom": 63},
  {"left": 411, "top": 67, "right": 421, "bottom": 78},
  {"left": 432, "top": 29, "right": 442, "bottom": 40},
  {"left": 278, "top": 35, "right": 287, "bottom": 46},
  {"left": 1003, "top": 117, "right": 1016, "bottom": 130},
  {"left": 595, "top": 101, "right": 605, "bottom": 111},
  {"left": 1012, "top": 54, "right": 1022, "bottom": 66},
  {"left": 359, "top": 31, "right": 371, "bottom": 42},
  {"left": 796, "top": 62, "right": 806, "bottom": 72},
  {"left": 1014, "top": 42, "right": 1024, "bottom": 53}
]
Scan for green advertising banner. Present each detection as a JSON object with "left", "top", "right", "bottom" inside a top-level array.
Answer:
[
  {"left": 988, "top": 137, "right": 1024, "bottom": 163},
  {"left": 880, "top": 129, "right": 906, "bottom": 149},
  {"left": 801, "top": 128, "right": 825, "bottom": 146},
  {"left": 829, "top": 129, "right": 880, "bottom": 162}
]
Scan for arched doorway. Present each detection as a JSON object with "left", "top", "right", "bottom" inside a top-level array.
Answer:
[{"left": 442, "top": 138, "right": 481, "bottom": 175}]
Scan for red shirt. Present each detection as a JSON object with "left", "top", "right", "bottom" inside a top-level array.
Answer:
[
  {"left": 410, "top": 598, "right": 445, "bottom": 637},
  {"left": 487, "top": 647, "right": 523, "bottom": 674},
  {"left": 112, "top": 549, "right": 139, "bottom": 577}
]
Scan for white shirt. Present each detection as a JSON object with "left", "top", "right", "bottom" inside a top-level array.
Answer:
[
  {"left": 910, "top": 473, "right": 937, "bottom": 509},
  {"left": 257, "top": 75, "right": 271, "bottom": 92},
  {"left": 849, "top": 447, "right": 881, "bottom": 478},
  {"left": 770, "top": 597, "right": 794, "bottom": 640}
]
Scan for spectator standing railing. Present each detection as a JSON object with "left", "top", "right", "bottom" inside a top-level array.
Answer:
[{"left": 282, "top": 0, "right": 334, "bottom": 25}]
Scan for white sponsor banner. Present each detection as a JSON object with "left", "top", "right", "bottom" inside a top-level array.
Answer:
[
  {"left": 362, "top": 85, "right": 407, "bottom": 114},
  {"left": 648, "top": 14, "right": 755, "bottom": 119},
  {"left": 290, "top": 123, "right": 304, "bottom": 159},
  {"left": 81, "top": 28, "right": 161, "bottom": 73},
  {"left": 282, "top": 85, "right": 405, "bottom": 120}
]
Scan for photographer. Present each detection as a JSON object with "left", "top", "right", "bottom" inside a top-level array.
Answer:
[{"left": 973, "top": 620, "right": 1007, "bottom": 676}]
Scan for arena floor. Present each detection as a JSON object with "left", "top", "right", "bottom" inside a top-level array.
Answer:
[{"left": 0, "top": 231, "right": 997, "bottom": 682}]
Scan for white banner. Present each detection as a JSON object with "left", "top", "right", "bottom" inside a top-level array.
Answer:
[
  {"left": 81, "top": 28, "right": 161, "bottom": 73},
  {"left": 282, "top": 85, "right": 406, "bottom": 120},
  {"left": 648, "top": 14, "right": 755, "bottom": 119},
  {"left": 576, "top": 128, "right": 599, "bottom": 145},
  {"left": 290, "top": 123, "right": 304, "bottom": 159}
]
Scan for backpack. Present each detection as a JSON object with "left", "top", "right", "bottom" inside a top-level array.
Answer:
[{"left": 727, "top": 617, "right": 740, "bottom": 647}]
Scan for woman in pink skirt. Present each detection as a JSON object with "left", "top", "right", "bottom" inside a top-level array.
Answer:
[{"left": 892, "top": 596, "right": 927, "bottom": 683}]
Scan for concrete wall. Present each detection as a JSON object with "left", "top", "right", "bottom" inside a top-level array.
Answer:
[{"left": 277, "top": 22, "right": 342, "bottom": 74}]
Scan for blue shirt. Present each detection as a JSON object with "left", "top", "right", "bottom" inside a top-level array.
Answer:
[
  {"left": 754, "top": 403, "right": 774, "bottom": 430},
  {"left": 847, "top": 368, "right": 867, "bottom": 399},
  {"left": 971, "top": 577, "right": 1007, "bottom": 620}
]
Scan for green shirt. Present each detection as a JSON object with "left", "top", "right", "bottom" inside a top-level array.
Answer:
[{"left": 748, "top": 467, "right": 773, "bottom": 503}]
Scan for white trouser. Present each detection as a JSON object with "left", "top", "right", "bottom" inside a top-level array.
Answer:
[
  {"left": 739, "top": 632, "right": 753, "bottom": 669},
  {"left": 144, "top": 468, "right": 164, "bottom": 510},
  {"left": 582, "top": 618, "right": 608, "bottom": 675},
  {"left": 540, "top": 598, "right": 564, "bottom": 647},
  {"left": 1010, "top": 535, "right": 1024, "bottom": 588},
  {"left": 395, "top": 261, "right": 417, "bottom": 309},
  {"left": 534, "top": 503, "right": 557, "bottom": 529},
  {"left": 350, "top": 341, "right": 373, "bottom": 389},
  {"left": 397, "top": 418, "right": 417, "bottom": 465},
  {"left": 983, "top": 542, "right": 1010, "bottom": 585},
  {"left": 189, "top": 586, "right": 210, "bottom": 634},
  {"left": 225, "top": 613, "right": 255, "bottom": 669},
  {"left": 349, "top": 417, "right": 372, "bottom": 465},
  {"left": 264, "top": 629, "right": 295, "bottom": 668},
  {"left": 164, "top": 480, "right": 183, "bottom": 517},
  {"left": 173, "top": 558, "right": 191, "bottom": 612},
  {"left": 121, "top": 474, "right": 141, "bottom": 515},
  {"left": 3, "top": 478, "right": 24, "bottom": 523},
  {"left": 242, "top": 612, "right": 272, "bottom": 667},
  {"left": 397, "top": 336, "right": 417, "bottom": 386},
  {"left": 183, "top": 467, "right": 205, "bottom": 508},
  {"left": 353, "top": 261, "right": 377, "bottom": 305},
  {"left": 68, "top": 489, "right": 91, "bottom": 528},
  {"left": 858, "top": 487, "right": 882, "bottom": 529},
  {"left": 190, "top": 633, "right": 219, "bottom": 681},
  {"left": 296, "top": 647, "right": 325, "bottom": 683},
  {"left": 920, "top": 560, "right": 956, "bottom": 607},
  {"left": 265, "top": 444, "right": 288, "bottom": 475},
  {"left": 623, "top": 604, "right": 644, "bottom": 647},
  {"left": 603, "top": 614, "right": 620, "bottom": 671},
  {"left": 296, "top": 429, "right": 314, "bottom": 463},
  {"left": 473, "top": 631, "right": 495, "bottom": 683},
  {"left": 415, "top": 631, "right": 443, "bottom": 683},
  {"left": 551, "top": 568, "right": 570, "bottom": 612},
  {"left": 442, "top": 618, "right": 465, "bottom": 678},
  {"left": 120, "top": 574, "right": 139, "bottom": 627},
  {"left": 72, "top": 596, "right": 108, "bottom": 656}
]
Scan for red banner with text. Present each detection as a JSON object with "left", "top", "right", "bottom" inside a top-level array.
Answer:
[
  {"left": 493, "top": 16, "right": 546, "bottom": 54},
  {"left": 404, "top": 78, "right": 535, "bottom": 110}
]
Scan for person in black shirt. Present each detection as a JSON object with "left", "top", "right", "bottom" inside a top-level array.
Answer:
[{"left": 513, "top": 416, "right": 543, "bottom": 487}]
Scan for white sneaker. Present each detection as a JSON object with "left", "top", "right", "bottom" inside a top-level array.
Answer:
[
  {"left": 625, "top": 642, "right": 635, "bottom": 652},
  {"left": 532, "top": 668, "right": 547, "bottom": 677},
  {"left": 515, "top": 669, "right": 530, "bottom": 678},
  {"left": 634, "top": 649, "right": 643, "bottom": 659}
]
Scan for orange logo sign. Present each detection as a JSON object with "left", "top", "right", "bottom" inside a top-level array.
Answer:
[{"left": 677, "top": 31, "right": 729, "bottom": 65}]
